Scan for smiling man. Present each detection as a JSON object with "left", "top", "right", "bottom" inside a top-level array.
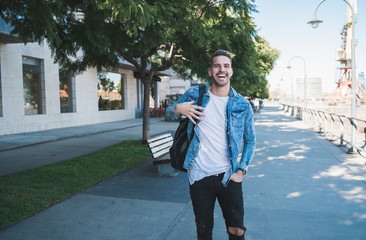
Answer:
[{"left": 166, "top": 50, "right": 256, "bottom": 240}]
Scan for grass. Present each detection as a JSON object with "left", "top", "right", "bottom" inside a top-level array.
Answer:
[{"left": 0, "top": 139, "right": 151, "bottom": 230}]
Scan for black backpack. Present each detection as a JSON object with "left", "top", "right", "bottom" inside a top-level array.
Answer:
[{"left": 169, "top": 85, "right": 206, "bottom": 172}]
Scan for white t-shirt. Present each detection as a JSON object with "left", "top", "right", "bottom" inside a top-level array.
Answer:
[{"left": 188, "top": 91, "right": 230, "bottom": 185}]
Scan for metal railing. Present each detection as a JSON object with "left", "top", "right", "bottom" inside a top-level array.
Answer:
[{"left": 281, "top": 104, "right": 366, "bottom": 159}]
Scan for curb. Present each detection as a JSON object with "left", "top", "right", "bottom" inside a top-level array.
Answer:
[{"left": 0, "top": 119, "right": 165, "bottom": 152}]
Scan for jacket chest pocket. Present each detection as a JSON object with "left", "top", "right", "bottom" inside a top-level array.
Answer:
[{"left": 231, "top": 112, "right": 245, "bottom": 128}]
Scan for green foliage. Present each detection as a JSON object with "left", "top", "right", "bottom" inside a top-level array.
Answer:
[
  {"left": 172, "top": 1, "right": 258, "bottom": 83},
  {"left": 0, "top": 0, "right": 259, "bottom": 77},
  {"left": 0, "top": 140, "right": 150, "bottom": 230},
  {"left": 231, "top": 36, "right": 280, "bottom": 99},
  {"left": 0, "top": 0, "right": 278, "bottom": 136}
]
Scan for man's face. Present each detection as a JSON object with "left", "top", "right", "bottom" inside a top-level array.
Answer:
[{"left": 208, "top": 55, "right": 233, "bottom": 87}]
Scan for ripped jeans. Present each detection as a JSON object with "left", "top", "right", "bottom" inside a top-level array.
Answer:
[{"left": 189, "top": 173, "right": 246, "bottom": 240}]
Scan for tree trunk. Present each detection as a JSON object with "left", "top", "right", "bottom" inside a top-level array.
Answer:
[{"left": 142, "top": 78, "right": 151, "bottom": 142}]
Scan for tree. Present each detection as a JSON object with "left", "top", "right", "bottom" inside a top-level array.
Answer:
[
  {"left": 230, "top": 36, "right": 279, "bottom": 99},
  {"left": 1, "top": 0, "right": 260, "bottom": 140}
]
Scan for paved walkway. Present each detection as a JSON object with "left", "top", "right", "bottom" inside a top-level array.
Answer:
[
  {"left": 0, "top": 117, "right": 172, "bottom": 177},
  {"left": 0, "top": 104, "right": 366, "bottom": 239}
]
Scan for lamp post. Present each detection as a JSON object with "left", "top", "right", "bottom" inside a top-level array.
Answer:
[
  {"left": 281, "top": 72, "right": 294, "bottom": 103},
  {"left": 308, "top": 0, "right": 357, "bottom": 152},
  {"left": 287, "top": 56, "right": 307, "bottom": 108}
]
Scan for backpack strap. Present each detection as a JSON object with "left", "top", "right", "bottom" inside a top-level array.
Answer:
[
  {"left": 196, "top": 84, "right": 206, "bottom": 107},
  {"left": 189, "top": 85, "right": 206, "bottom": 140}
]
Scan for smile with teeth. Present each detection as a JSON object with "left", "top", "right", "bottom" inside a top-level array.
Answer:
[{"left": 218, "top": 75, "right": 226, "bottom": 79}]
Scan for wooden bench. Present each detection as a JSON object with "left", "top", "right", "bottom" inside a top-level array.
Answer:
[{"left": 147, "top": 133, "right": 178, "bottom": 177}]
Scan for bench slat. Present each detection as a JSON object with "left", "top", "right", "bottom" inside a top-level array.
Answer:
[
  {"left": 151, "top": 141, "right": 173, "bottom": 154},
  {"left": 148, "top": 136, "right": 173, "bottom": 148},
  {"left": 152, "top": 148, "right": 170, "bottom": 158},
  {"left": 147, "top": 133, "right": 172, "bottom": 143},
  {"left": 147, "top": 133, "right": 174, "bottom": 162}
]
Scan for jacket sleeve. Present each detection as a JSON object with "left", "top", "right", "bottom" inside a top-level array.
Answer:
[
  {"left": 239, "top": 106, "right": 256, "bottom": 172},
  {"left": 166, "top": 86, "right": 198, "bottom": 119}
]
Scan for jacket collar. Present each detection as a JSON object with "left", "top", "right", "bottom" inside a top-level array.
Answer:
[{"left": 229, "top": 86, "right": 239, "bottom": 99}]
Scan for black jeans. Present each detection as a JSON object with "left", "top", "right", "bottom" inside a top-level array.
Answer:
[{"left": 189, "top": 173, "right": 246, "bottom": 240}]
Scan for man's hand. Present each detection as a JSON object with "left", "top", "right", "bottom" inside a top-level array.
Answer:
[
  {"left": 174, "top": 101, "right": 205, "bottom": 124},
  {"left": 230, "top": 169, "right": 246, "bottom": 183}
]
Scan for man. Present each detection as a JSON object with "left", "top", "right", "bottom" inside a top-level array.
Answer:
[{"left": 166, "top": 50, "right": 256, "bottom": 240}]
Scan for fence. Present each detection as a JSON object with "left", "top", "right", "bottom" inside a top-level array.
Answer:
[{"left": 280, "top": 104, "right": 366, "bottom": 160}]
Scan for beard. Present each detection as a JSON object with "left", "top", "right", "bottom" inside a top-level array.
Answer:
[{"left": 211, "top": 74, "right": 230, "bottom": 87}]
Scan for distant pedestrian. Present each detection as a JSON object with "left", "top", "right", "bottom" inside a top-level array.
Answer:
[
  {"left": 359, "top": 127, "right": 366, "bottom": 134},
  {"left": 249, "top": 99, "right": 255, "bottom": 110},
  {"left": 167, "top": 50, "right": 256, "bottom": 240},
  {"left": 259, "top": 99, "right": 263, "bottom": 109}
]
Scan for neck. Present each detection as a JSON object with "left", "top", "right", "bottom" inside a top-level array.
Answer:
[{"left": 209, "top": 83, "right": 230, "bottom": 97}]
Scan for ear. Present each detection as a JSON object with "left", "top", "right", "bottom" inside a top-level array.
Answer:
[
  {"left": 229, "top": 68, "right": 233, "bottom": 77},
  {"left": 208, "top": 68, "right": 212, "bottom": 77}
]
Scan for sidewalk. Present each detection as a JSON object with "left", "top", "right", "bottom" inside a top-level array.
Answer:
[
  {"left": 0, "top": 118, "right": 166, "bottom": 152},
  {"left": 0, "top": 117, "right": 176, "bottom": 177},
  {"left": 1, "top": 105, "right": 366, "bottom": 239}
]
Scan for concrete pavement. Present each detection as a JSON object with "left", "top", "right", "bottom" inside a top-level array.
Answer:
[
  {"left": 0, "top": 118, "right": 175, "bottom": 177},
  {"left": 0, "top": 105, "right": 366, "bottom": 239}
]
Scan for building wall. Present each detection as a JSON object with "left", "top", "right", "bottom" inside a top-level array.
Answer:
[
  {"left": 169, "top": 79, "right": 191, "bottom": 95},
  {"left": 0, "top": 41, "right": 136, "bottom": 135},
  {"left": 295, "top": 76, "right": 322, "bottom": 99},
  {"left": 158, "top": 76, "right": 171, "bottom": 105}
]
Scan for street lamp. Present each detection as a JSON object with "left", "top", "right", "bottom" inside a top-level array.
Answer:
[
  {"left": 307, "top": 0, "right": 357, "bottom": 153},
  {"left": 308, "top": 19, "right": 323, "bottom": 29},
  {"left": 307, "top": 0, "right": 325, "bottom": 28},
  {"left": 287, "top": 56, "right": 307, "bottom": 108}
]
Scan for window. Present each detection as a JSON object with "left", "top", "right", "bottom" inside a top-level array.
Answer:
[
  {"left": 22, "top": 56, "right": 45, "bottom": 115},
  {"left": 59, "top": 68, "right": 75, "bottom": 113},
  {"left": 97, "top": 71, "right": 126, "bottom": 111}
]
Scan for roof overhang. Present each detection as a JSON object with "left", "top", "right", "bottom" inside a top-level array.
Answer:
[{"left": 0, "top": 32, "right": 23, "bottom": 43}]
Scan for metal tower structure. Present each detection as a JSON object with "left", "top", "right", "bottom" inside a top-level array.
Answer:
[{"left": 326, "top": 0, "right": 366, "bottom": 105}]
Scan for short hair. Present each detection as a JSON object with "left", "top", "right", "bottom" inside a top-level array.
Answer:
[{"left": 210, "top": 50, "right": 232, "bottom": 66}]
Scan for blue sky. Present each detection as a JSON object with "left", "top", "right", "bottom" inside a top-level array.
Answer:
[{"left": 252, "top": 0, "right": 365, "bottom": 94}]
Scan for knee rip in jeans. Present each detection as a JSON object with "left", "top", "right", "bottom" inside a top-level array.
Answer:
[{"left": 228, "top": 226, "right": 245, "bottom": 236}]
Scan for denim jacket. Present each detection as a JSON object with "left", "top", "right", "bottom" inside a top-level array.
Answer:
[{"left": 166, "top": 84, "right": 256, "bottom": 186}]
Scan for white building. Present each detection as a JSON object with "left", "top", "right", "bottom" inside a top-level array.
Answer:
[
  {"left": 168, "top": 70, "right": 191, "bottom": 95},
  {"left": 295, "top": 76, "right": 322, "bottom": 100},
  {"left": 0, "top": 20, "right": 170, "bottom": 135}
]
